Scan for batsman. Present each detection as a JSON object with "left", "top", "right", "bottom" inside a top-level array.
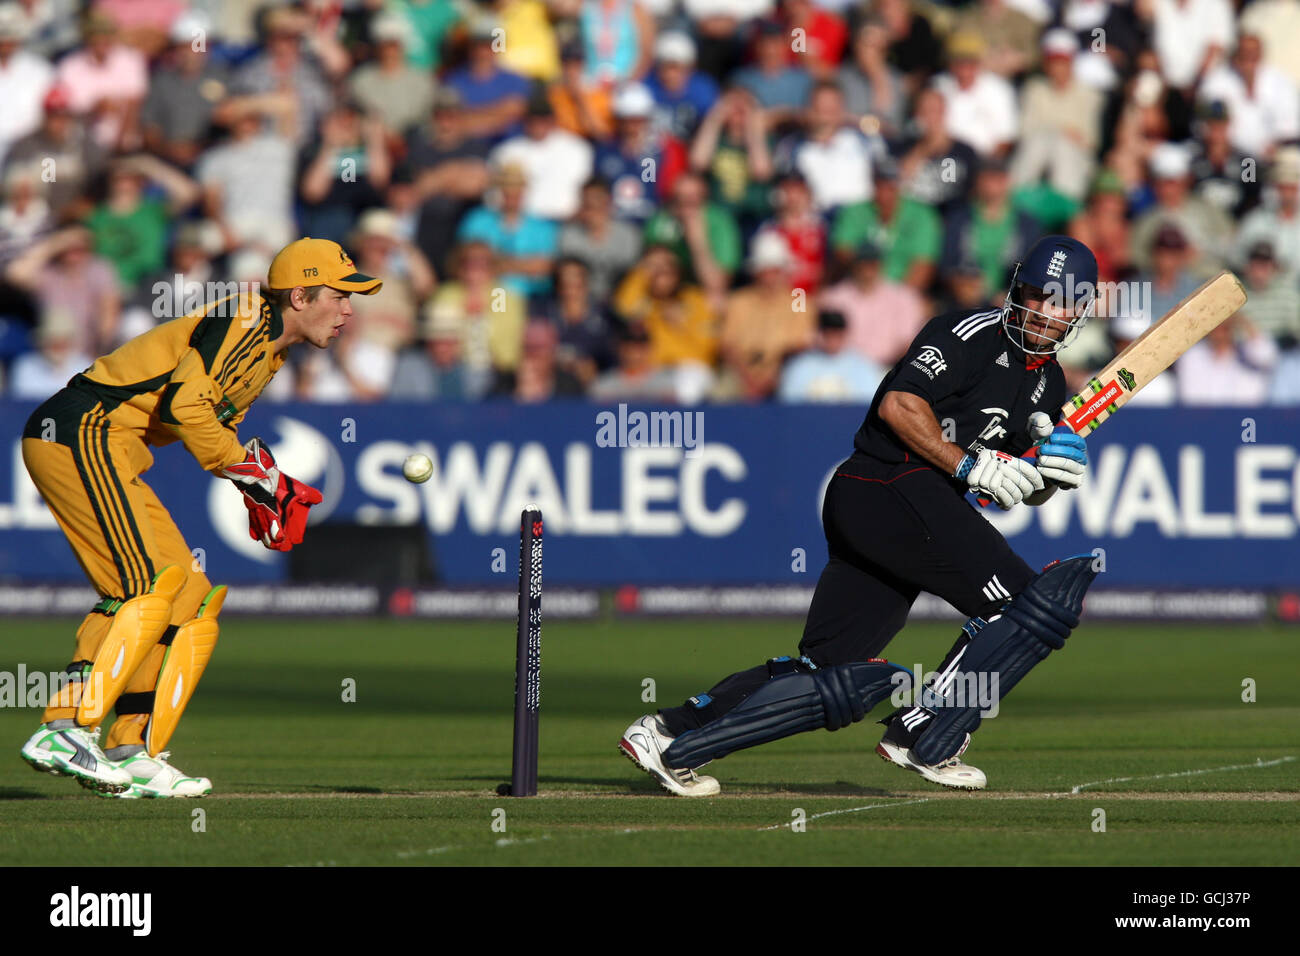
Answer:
[
  {"left": 620, "top": 235, "right": 1100, "bottom": 795},
  {"left": 19, "top": 238, "right": 381, "bottom": 797}
]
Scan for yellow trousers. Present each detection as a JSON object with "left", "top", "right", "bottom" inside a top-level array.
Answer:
[{"left": 22, "top": 402, "right": 212, "bottom": 750}]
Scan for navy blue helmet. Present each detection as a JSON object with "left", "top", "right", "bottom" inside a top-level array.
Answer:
[{"left": 1001, "top": 235, "right": 1098, "bottom": 355}]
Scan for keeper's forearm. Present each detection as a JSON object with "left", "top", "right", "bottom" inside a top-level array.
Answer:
[{"left": 879, "top": 390, "right": 967, "bottom": 475}]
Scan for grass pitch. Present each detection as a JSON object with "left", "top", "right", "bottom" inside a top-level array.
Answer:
[{"left": 0, "top": 616, "right": 1296, "bottom": 866}]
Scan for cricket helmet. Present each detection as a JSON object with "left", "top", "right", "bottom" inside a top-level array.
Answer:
[{"left": 1001, "top": 234, "right": 1097, "bottom": 356}]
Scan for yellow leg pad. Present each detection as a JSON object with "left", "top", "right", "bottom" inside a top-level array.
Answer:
[
  {"left": 146, "top": 585, "right": 225, "bottom": 756},
  {"left": 75, "top": 565, "right": 187, "bottom": 726}
]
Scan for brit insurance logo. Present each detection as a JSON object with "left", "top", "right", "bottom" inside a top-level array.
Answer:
[
  {"left": 909, "top": 345, "right": 947, "bottom": 379},
  {"left": 208, "top": 417, "right": 344, "bottom": 564}
]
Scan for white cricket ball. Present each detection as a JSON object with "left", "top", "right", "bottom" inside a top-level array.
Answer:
[{"left": 403, "top": 453, "right": 433, "bottom": 484}]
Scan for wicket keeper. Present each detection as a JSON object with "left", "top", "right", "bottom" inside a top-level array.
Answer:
[
  {"left": 620, "top": 235, "right": 1100, "bottom": 795},
  {"left": 18, "top": 238, "right": 381, "bottom": 797}
]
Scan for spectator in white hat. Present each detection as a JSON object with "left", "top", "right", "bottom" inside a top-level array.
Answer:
[
  {"left": 1010, "top": 29, "right": 1102, "bottom": 202},
  {"left": 348, "top": 14, "right": 437, "bottom": 138},
  {"left": 715, "top": 231, "right": 815, "bottom": 400},
  {"left": 346, "top": 207, "right": 437, "bottom": 355},
  {"left": 646, "top": 31, "right": 719, "bottom": 141},
  {"left": 390, "top": 296, "right": 492, "bottom": 402},
  {"left": 140, "top": 11, "right": 229, "bottom": 169},
  {"left": 1198, "top": 33, "right": 1299, "bottom": 161},
  {"left": 1129, "top": 141, "right": 1233, "bottom": 276},
  {"left": 0, "top": 162, "right": 50, "bottom": 266},
  {"left": 8, "top": 308, "right": 91, "bottom": 401},
  {"left": 593, "top": 81, "right": 687, "bottom": 221}
]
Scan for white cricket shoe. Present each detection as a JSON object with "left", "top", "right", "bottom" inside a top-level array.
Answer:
[
  {"left": 619, "top": 715, "right": 721, "bottom": 797},
  {"left": 876, "top": 733, "right": 987, "bottom": 791},
  {"left": 105, "top": 750, "right": 212, "bottom": 799},
  {"left": 20, "top": 722, "right": 132, "bottom": 794}
]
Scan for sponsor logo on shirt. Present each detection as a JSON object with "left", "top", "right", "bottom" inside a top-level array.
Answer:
[
  {"left": 977, "top": 406, "right": 1010, "bottom": 443},
  {"left": 910, "top": 345, "right": 948, "bottom": 379}
]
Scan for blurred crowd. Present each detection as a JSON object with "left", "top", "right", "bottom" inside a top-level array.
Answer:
[{"left": 0, "top": 0, "right": 1298, "bottom": 406}]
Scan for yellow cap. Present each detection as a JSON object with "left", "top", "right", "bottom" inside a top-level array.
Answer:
[
  {"left": 267, "top": 237, "right": 383, "bottom": 294},
  {"left": 947, "top": 31, "right": 986, "bottom": 61}
]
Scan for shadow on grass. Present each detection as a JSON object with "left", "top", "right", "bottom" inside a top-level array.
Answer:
[{"left": 0, "top": 787, "right": 56, "bottom": 800}]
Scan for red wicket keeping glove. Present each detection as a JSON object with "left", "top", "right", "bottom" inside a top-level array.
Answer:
[{"left": 222, "top": 437, "right": 323, "bottom": 551}]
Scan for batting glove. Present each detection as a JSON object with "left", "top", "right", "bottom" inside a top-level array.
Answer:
[
  {"left": 222, "top": 437, "right": 323, "bottom": 551},
  {"left": 1036, "top": 425, "right": 1088, "bottom": 489},
  {"left": 957, "top": 447, "right": 1045, "bottom": 510},
  {"left": 1027, "top": 411, "right": 1055, "bottom": 444}
]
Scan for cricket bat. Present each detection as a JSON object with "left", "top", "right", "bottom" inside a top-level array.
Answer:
[{"left": 1060, "top": 271, "right": 1248, "bottom": 435}]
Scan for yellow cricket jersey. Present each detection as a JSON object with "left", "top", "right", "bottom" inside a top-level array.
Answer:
[{"left": 23, "top": 293, "right": 287, "bottom": 475}]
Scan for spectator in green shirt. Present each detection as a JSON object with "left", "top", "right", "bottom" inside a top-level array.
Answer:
[
  {"left": 830, "top": 157, "right": 941, "bottom": 293},
  {"left": 390, "top": 0, "right": 462, "bottom": 71},
  {"left": 689, "top": 87, "right": 775, "bottom": 235},
  {"left": 642, "top": 171, "right": 741, "bottom": 304},
  {"left": 86, "top": 154, "right": 201, "bottom": 289},
  {"left": 940, "top": 154, "right": 1041, "bottom": 295}
]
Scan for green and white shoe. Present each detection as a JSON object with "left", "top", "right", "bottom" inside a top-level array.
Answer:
[
  {"left": 105, "top": 750, "right": 212, "bottom": 799},
  {"left": 20, "top": 722, "right": 132, "bottom": 794}
]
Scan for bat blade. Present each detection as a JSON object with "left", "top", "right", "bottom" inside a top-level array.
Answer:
[{"left": 1061, "top": 271, "right": 1247, "bottom": 435}]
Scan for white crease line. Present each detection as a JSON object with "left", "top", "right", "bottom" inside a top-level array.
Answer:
[
  {"left": 760, "top": 798, "right": 932, "bottom": 831},
  {"left": 392, "top": 828, "right": 641, "bottom": 861},
  {"left": 1068, "top": 756, "right": 1297, "bottom": 795},
  {"left": 394, "top": 845, "right": 457, "bottom": 859}
]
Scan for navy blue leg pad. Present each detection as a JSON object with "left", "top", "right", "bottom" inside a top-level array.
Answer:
[
  {"left": 661, "top": 660, "right": 910, "bottom": 769},
  {"left": 911, "top": 555, "right": 1098, "bottom": 765}
]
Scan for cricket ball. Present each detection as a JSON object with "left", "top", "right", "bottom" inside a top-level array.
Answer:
[{"left": 403, "top": 453, "right": 433, "bottom": 483}]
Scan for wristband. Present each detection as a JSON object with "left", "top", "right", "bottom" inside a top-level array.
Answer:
[{"left": 954, "top": 454, "right": 975, "bottom": 481}]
